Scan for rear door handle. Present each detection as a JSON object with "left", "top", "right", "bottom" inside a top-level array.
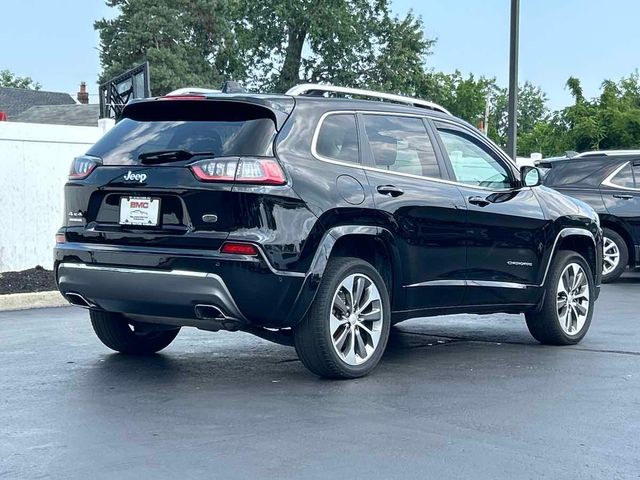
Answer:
[
  {"left": 468, "top": 195, "right": 491, "bottom": 207},
  {"left": 613, "top": 194, "right": 633, "bottom": 200},
  {"left": 377, "top": 185, "right": 404, "bottom": 197}
]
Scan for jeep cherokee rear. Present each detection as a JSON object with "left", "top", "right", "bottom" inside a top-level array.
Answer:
[{"left": 55, "top": 85, "right": 602, "bottom": 378}]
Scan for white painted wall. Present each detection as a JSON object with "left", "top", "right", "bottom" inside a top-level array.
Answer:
[{"left": 0, "top": 122, "right": 104, "bottom": 272}]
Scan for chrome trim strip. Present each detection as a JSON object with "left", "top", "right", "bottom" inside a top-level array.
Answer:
[
  {"left": 404, "top": 280, "right": 466, "bottom": 288},
  {"left": 601, "top": 161, "right": 640, "bottom": 191},
  {"left": 56, "top": 242, "right": 305, "bottom": 278},
  {"left": 310, "top": 111, "right": 519, "bottom": 193},
  {"left": 60, "top": 263, "right": 209, "bottom": 278},
  {"left": 404, "top": 280, "right": 528, "bottom": 289},
  {"left": 286, "top": 83, "right": 451, "bottom": 114},
  {"left": 467, "top": 280, "right": 529, "bottom": 289}
]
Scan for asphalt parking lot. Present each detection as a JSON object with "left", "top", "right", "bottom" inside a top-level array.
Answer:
[{"left": 1, "top": 275, "right": 639, "bottom": 480}]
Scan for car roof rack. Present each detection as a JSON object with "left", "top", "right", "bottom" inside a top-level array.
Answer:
[
  {"left": 286, "top": 83, "right": 451, "bottom": 115},
  {"left": 575, "top": 150, "right": 640, "bottom": 158}
]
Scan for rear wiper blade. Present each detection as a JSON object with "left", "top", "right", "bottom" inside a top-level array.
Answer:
[{"left": 139, "top": 150, "right": 216, "bottom": 165}]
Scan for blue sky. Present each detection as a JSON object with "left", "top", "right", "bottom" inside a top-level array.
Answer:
[{"left": 2, "top": 0, "right": 639, "bottom": 109}]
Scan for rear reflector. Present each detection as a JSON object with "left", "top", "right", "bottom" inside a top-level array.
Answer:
[
  {"left": 190, "top": 157, "right": 286, "bottom": 185},
  {"left": 220, "top": 242, "right": 259, "bottom": 256},
  {"left": 55, "top": 233, "right": 66, "bottom": 244}
]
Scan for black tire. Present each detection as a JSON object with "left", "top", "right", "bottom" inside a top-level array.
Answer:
[
  {"left": 90, "top": 310, "right": 180, "bottom": 354},
  {"left": 525, "top": 250, "right": 594, "bottom": 345},
  {"left": 293, "top": 257, "right": 391, "bottom": 379},
  {"left": 602, "top": 228, "right": 628, "bottom": 283}
]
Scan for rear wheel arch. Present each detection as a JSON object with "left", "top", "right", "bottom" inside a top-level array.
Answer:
[
  {"left": 330, "top": 233, "right": 398, "bottom": 306},
  {"left": 283, "top": 225, "right": 401, "bottom": 326},
  {"left": 556, "top": 234, "right": 598, "bottom": 280}
]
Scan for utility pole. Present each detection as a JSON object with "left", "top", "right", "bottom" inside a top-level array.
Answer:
[{"left": 507, "top": 0, "right": 520, "bottom": 160}]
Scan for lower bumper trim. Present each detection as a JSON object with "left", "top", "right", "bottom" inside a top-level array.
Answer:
[{"left": 57, "top": 262, "right": 246, "bottom": 322}]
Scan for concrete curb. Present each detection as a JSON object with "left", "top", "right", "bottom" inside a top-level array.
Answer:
[{"left": 0, "top": 291, "right": 69, "bottom": 312}]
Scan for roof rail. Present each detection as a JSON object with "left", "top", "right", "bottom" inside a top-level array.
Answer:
[
  {"left": 285, "top": 83, "right": 451, "bottom": 115},
  {"left": 575, "top": 150, "right": 640, "bottom": 158}
]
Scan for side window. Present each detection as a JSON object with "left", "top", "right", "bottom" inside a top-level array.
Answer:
[
  {"left": 315, "top": 114, "right": 359, "bottom": 163},
  {"left": 362, "top": 115, "right": 441, "bottom": 178},
  {"left": 610, "top": 163, "right": 635, "bottom": 188},
  {"left": 437, "top": 128, "right": 513, "bottom": 189},
  {"left": 633, "top": 163, "right": 640, "bottom": 187}
]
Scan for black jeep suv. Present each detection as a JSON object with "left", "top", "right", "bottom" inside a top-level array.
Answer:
[
  {"left": 55, "top": 84, "right": 602, "bottom": 378},
  {"left": 541, "top": 151, "right": 640, "bottom": 282}
]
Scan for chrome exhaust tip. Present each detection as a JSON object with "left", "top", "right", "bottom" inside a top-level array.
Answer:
[
  {"left": 194, "top": 304, "right": 245, "bottom": 331},
  {"left": 194, "top": 304, "right": 226, "bottom": 321},
  {"left": 65, "top": 292, "right": 92, "bottom": 308}
]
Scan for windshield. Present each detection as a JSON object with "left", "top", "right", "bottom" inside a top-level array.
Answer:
[{"left": 88, "top": 114, "right": 277, "bottom": 165}]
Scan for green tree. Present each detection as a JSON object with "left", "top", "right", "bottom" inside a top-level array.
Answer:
[
  {"left": 418, "top": 70, "right": 496, "bottom": 126},
  {"left": 488, "top": 81, "right": 549, "bottom": 149},
  {"left": 238, "top": 1, "right": 435, "bottom": 93},
  {"left": 516, "top": 73, "right": 640, "bottom": 157},
  {"left": 95, "top": 0, "right": 241, "bottom": 95},
  {"left": 0, "top": 70, "right": 41, "bottom": 90},
  {"left": 557, "top": 75, "right": 640, "bottom": 152}
]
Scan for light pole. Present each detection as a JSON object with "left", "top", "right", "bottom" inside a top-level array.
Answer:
[{"left": 507, "top": 0, "right": 520, "bottom": 160}]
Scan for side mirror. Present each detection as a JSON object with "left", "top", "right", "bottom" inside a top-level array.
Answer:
[{"left": 521, "top": 166, "right": 541, "bottom": 187}]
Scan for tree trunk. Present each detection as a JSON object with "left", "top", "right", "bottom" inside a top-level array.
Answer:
[{"left": 275, "top": 24, "right": 307, "bottom": 93}]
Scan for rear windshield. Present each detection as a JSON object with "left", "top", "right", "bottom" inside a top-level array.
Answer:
[
  {"left": 542, "top": 159, "right": 615, "bottom": 188},
  {"left": 87, "top": 101, "right": 277, "bottom": 165}
]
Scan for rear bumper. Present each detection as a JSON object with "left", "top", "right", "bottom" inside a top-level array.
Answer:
[
  {"left": 58, "top": 263, "right": 246, "bottom": 322},
  {"left": 54, "top": 243, "right": 306, "bottom": 328}
]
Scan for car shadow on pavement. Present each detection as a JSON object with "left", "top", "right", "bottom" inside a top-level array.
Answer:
[
  {"left": 77, "top": 320, "right": 542, "bottom": 392},
  {"left": 612, "top": 273, "right": 640, "bottom": 284}
]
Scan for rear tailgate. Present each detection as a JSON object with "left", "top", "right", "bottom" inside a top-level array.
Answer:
[{"left": 64, "top": 97, "right": 293, "bottom": 250}]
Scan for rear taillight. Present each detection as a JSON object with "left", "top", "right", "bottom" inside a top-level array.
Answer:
[
  {"left": 55, "top": 233, "right": 66, "bottom": 244},
  {"left": 190, "top": 157, "right": 286, "bottom": 185},
  {"left": 191, "top": 158, "right": 238, "bottom": 182},
  {"left": 69, "top": 156, "right": 99, "bottom": 179}
]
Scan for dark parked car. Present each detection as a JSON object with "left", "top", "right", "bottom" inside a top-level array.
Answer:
[
  {"left": 541, "top": 151, "right": 640, "bottom": 282},
  {"left": 55, "top": 84, "right": 602, "bottom": 378}
]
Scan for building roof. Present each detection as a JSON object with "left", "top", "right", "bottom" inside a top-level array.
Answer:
[
  {"left": 0, "top": 87, "right": 76, "bottom": 117},
  {"left": 11, "top": 104, "right": 100, "bottom": 127}
]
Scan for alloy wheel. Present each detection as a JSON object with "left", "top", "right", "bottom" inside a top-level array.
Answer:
[
  {"left": 330, "top": 273, "right": 384, "bottom": 366},
  {"left": 602, "top": 236, "right": 620, "bottom": 276},
  {"left": 556, "top": 263, "right": 590, "bottom": 335}
]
